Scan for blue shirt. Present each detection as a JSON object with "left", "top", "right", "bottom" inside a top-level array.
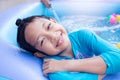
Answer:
[
  {"left": 68, "top": 29, "right": 120, "bottom": 74},
  {"left": 48, "top": 29, "right": 120, "bottom": 80}
]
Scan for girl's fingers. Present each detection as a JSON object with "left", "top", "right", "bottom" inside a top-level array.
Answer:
[
  {"left": 43, "top": 59, "right": 57, "bottom": 76},
  {"left": 43, "top": 63, "right": 49, "bottom": 70},
  {"left": 43, "top": 59, "right": 51, "bottom": 76},
  {"left": 43, "top": 59, "right": 50, "bottom": 70},
  {"left": 43, "top": 68, "right": 50, "bottom": 76}
]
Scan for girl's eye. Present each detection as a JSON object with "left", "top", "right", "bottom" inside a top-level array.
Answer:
[
  {"left": 41, "top": 38, "right": 45, "bottom": 46},
  {"left": 47, "top": 23, "right": 51, "bottom": 30}
]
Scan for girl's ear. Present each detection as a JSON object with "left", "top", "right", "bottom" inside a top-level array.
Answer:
[
  {"left": 49, "top": 18, "right": 56, "bottom": 23},
  {"left": 34, "top": 52, "right": 46, "bottom": 58}
]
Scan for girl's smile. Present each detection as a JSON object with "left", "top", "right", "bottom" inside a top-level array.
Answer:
[
  {"left": 56, "top": 32, "right": 64, "bottom": 48},
  {"left": 24, "top": 17, "right": 73, "bottom": 57}
]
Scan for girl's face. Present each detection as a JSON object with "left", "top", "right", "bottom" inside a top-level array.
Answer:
[{"left": 25, "top": 18, "right": 71, "bottom": 56}]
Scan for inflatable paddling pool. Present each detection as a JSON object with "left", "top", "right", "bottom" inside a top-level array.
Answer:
[{"left": 0, "top": 1, "right": 120, "bottom": 80}]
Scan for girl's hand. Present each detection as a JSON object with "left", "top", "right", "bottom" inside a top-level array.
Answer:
[{"left": 43, "top": 59, "right": 66, "bottom": 76}]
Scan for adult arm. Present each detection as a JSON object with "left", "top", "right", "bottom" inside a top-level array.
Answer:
[{"left": 41, "top": 0, "right": 51, "bottom": 8}]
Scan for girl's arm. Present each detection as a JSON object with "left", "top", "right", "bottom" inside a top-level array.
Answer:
[
  {"left": 43, "top": 56, "right": 106, "bottom": 75},
  {"left": 43, "top": 30, "right": 120, "bottom": 75},
  {"left": 61, "top": 56, "right": 106, "bottom": 74}
]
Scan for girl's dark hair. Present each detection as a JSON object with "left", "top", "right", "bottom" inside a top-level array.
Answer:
[{"left": 16, "top": 15, "right": 50, "bottom": 55}]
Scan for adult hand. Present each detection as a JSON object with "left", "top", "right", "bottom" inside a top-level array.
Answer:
[{"left": 41, "top": 0, "right": 51, "bottom": 8}]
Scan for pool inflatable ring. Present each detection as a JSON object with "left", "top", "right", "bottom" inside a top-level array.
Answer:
[{"left": 0, "top": 1, "right": 120, "bottom": 80}]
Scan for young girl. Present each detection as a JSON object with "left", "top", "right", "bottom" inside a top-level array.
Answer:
[{"left": 16, "top": 15, "right": 120, "bottom": 80}]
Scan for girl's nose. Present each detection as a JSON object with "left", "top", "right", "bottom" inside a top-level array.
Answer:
[{"left": 46, "top": 31, "right": 59, "bottom": 43}]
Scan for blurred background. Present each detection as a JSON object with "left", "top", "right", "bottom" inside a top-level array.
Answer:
[
  {"left": 1, "top": 0, "right": 120, "bottom": 13},
  {"left": 0, "top": 0, "right": 38, "bottom": 13}
]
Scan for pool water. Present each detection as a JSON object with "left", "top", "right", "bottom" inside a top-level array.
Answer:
[{"left": 60, "top": 15, "right": 120, "bottom": 44}]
